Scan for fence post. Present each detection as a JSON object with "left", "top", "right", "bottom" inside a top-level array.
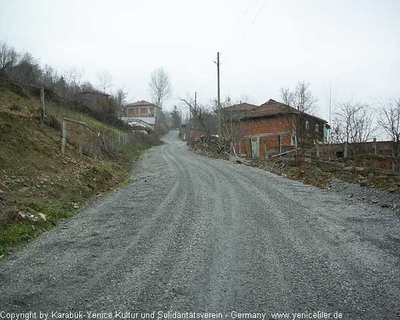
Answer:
[
  {"left": 79, "top": 126, "right": 86, "bottom": 155},
  {"left": 93, "top": 134, "right": 98, "bottom": 160},
  {"left": 40, "top": 86, "right": 45, "bottom": 128},
  {"left": 61, "top": 119, "right": 67, "bottom": 153},
  {"left": 373, "top": 138, "right": 377, "bottom": 169},
  {"left": 344, "top": 142, "right": 348, "bottom": 157},
  {"left": 316, "top": 141, "right": 320, "bottom": 158}
]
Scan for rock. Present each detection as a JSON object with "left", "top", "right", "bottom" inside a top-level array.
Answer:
[
  {"left": 359, "top": 179, "right": 369, "bottom": 187},
  {"left": 71, "top": 202, "right": 79, "bottom": 209},
  {"left": 18, "top": 212, "right": 26, "bottom": 219},
  {"left": 354, "top": 166, "right": 365, "bottom": 172},
  {"left": 28, "top": 214, "right": 38, "bottom": 222},
  {"left": 38, "top": 213, "right": 46, "bottom": 221},
  {"left": 344, "top": 166, "right": 354, "bottom": 171}
]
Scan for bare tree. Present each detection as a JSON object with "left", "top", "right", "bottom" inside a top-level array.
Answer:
[
  {"left": 378, "top": 99, "right": 400, "bottom": 162},
  {"left": 281, "top": 81, "right": 316, "bottom": 113},
  {"left": 280, "top": 81, "right": 318, "bottom": 148},
  {"left": 216, "top": 96, "right": 246, "bottom": 154},
  {"left": 0, "top": 41, "right": 18, "bottom": 71},
  {"left": 149, "top": 68, "right": 170, "bottom": 109},
  {"left": 180, "top": 96, "right": 216, "bottom": 144},
  {"left": 332, "top": 101, "right": 376, "bottom": 153},
  {"left": 280, "top": 87, "right": 296, "bottom": 109},
  {"left": 11, "top": 52, "right": 42, "bottom": 85},
  {"left": 63, "top": 67, "right": 83, "bottom": 94},
  {"left": 42, "top": 64, "right": 58, "bottom": 87},
  {"left": 113, "top": 88, "right": 127, "bottom": 117},
  {"left": 96, "top": 70, "right": 113, "bottom": 93}
]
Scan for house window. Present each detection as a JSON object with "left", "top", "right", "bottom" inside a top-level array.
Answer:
[
  {"left": 315, "top": 124, "right": 319, "bottom": 133},
  {"left": 305, "top": 120, "right": 309, "bottom": 130}
]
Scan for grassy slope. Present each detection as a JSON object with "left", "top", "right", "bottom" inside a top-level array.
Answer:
[{"left": 0, "top": 85, "right": 155, "bottom": 258}]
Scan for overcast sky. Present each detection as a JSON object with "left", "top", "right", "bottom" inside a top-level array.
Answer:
[{"left": 1, "top": 0, "right": 399, "bottom": 124}]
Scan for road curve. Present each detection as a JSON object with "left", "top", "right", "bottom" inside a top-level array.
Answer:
[{"left": 0, "top": 131, "right": 399, "bottom": 319}]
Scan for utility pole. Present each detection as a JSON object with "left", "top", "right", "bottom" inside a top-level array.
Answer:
[
  {"left": 214, "top": 52, "right": 221, "bottom": 140},
  {"left": 189, "top": 91, "right": 196, "bottom": 145}
]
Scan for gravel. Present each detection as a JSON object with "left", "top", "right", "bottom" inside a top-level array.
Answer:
[
  {"left": 0, "top": 131, "right": 399, "bottom": 319},
  {"left": 328, "top": 178, "right": 400, "bottom": 211}
]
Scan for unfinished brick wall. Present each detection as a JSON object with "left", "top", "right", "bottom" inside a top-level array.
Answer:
[
  {"left": 239, "top": 115, "right": 293, "bottom": 136},
  {"left": 235, "top": 115, "right": 294, "bottom": 157}
]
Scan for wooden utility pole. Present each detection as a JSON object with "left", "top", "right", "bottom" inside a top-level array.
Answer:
[
  {"left": 215, "top": 52, "right": 222, "bottom": 139},
  {"left": 189, "top": 91, "right": 196, "bottom": 144},
  {"left": 61, "top": 119, "right": 67, "bottom": 153}
]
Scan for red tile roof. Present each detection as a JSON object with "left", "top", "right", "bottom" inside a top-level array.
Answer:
[
  {"left": 223, "top": 102, "right": 258, "bottom": 112},
  {"left": 243, "top": 99, "right": 327, "bottom": 123}
]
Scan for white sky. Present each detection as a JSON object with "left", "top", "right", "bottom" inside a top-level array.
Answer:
[{"left": 1, "top": 0, "right": 399, "bottom": 126}]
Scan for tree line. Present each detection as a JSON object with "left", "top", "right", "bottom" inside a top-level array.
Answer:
[{"left": 0, "top": 40, "right": 132, "bottom": 126}]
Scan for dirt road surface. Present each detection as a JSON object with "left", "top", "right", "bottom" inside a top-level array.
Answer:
[{"left": 1, "top": 131, "right": 399, "bottom": 319}]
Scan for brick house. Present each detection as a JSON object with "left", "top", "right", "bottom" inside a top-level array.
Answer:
[
  {"left": 121, "top": 100, "right": 160, "bottom": 131},
  {"left": 234, "top": 99, "right": 329, "bottom": 158}
]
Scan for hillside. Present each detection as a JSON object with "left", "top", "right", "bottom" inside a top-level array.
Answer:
[{"left": 0, "top": 77, "right": 159, "bottom": 258}]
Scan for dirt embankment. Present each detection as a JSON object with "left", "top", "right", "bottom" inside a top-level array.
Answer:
[{"left": 0, "top": 81, "right": 158, "bottom": 257}]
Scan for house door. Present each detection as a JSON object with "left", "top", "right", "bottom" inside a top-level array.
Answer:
[{"left": 251, "top": 137, "right": 259, "bottom": 158}]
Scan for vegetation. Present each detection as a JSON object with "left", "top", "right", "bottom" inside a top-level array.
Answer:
[
  {"left": 170, "top": 106, "right": 182, "bottom": 129},
  {"left": 0, "top": 49, "right": 162, "bottom": 258}
]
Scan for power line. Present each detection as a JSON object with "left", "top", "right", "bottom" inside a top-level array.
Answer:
[
  {"left": 237, "top": 0, "right": 257, "bottom": 32},
  {"left": 252, "top": 0, "right": 268, "bottom": 24},
  {"left": 221, "top": 0, "right": 268, "bottom": 52},
  {"left": 221, "top": 0, "right": 257, "bottom": 52}
]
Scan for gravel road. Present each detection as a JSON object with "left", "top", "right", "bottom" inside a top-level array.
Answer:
[{"left": 1, "top": 131, "right": 399, "bottom": 319}]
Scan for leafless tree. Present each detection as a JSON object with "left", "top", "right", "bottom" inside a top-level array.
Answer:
[
  {"left": 281, "top": 81, "right": 316, "bottom": 113},
  {"left": 280, "top": 81, "right": 318, "bottom": 148},
  {"left": 0, "top": 41, "right": 18, "bottom": 71},
  {"left": 332, "top": 101, "right": 376, "bottom": 149},
  {"left": 280, "top": 87, "right": 296, "bottom": 109},
  {"left": 149, "top": 68, "right": 170, "bottom": 109},
  {"left": 96, "top": 70, "right": 113, "bottom": 93},
  {"left": 113, "top": 88, "right": 128, "bottom": 117},
  {"left": 180, "top": 96, "right": 216, "bottom": 144},
  {"left": 378, "top": 98, "right": 400, "bottom": 161},
  {"left": 63, "top": 67, "right": 83, "bottom": 94},
  {"left": 42, "top": 64, "right": 58, "bottom": 87},
  {"left": 12, "top": 52, "right": 42, "bottom": 84},
  {"left": 216, "top": 96, "right": 247, "bottom": 154}
]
